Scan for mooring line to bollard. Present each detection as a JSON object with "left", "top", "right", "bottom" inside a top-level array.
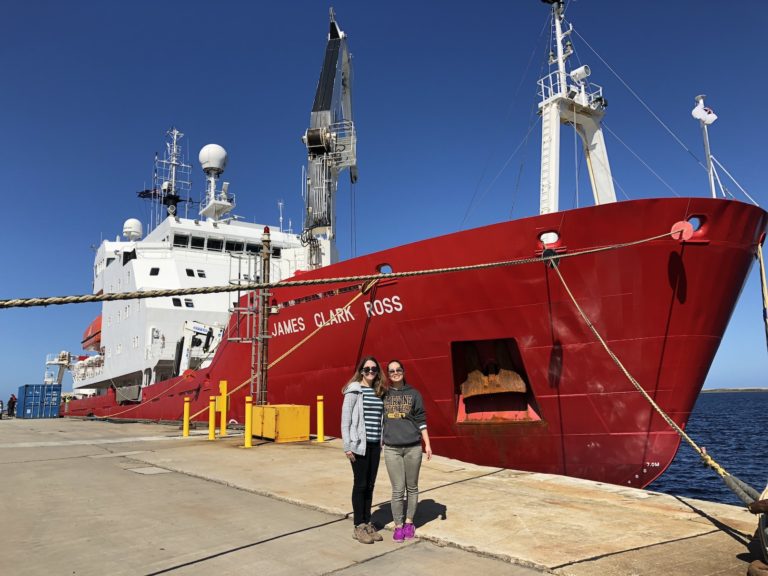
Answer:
[
  {"left": 0, "top": 230, "right": 677, "bottom": 310},
  {"left": 550, "top": 256, "right": 762, "bottom": 507}
]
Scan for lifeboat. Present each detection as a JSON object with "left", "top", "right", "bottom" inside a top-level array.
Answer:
[{"left": 81, "top": 316, "right": 102, "bottom": 352}]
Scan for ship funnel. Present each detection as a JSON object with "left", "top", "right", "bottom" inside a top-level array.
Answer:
[{"left": 122, "top": 218, "right": 143, "bottom": 241}]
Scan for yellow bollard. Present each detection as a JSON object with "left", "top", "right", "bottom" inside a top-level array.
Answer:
[
  {"left": 208, "top": 396, "right": 216, "bottom": 440},
  {"left": 219, "top": 380, "right": 228, "bottom": 437},
  {"left": 244, "top": 396, "right": 253, "bottom": 448},
  {"left": 182, "top": 397, "right": 190, "bottom": 437},
  {"left": 316, "top": 395, "right": 325, "bottom": 443}
]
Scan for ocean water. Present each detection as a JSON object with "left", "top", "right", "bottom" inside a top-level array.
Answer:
[{"left": 648, "top": 391, "right": 768, "bottom": 506}]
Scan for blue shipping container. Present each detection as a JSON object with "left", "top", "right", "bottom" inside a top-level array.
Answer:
[{"left": 17, "top": 384, "right": 61, "bottom": 419}]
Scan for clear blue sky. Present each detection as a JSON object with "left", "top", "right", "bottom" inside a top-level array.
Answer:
[{"left": 0, "top": 0, "right": 765, "bottom": 403}]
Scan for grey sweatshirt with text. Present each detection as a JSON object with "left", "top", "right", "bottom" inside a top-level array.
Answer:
[{"left": 382, "top": 383, "right": 427, "bottom": 446}]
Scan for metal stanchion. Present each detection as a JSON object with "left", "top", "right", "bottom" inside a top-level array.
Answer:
[
  {"left": 219, "top": 380, "right": 228, "bottom": 437},
  {"left": 182, "top": 397, "right": 190, "bottom": 437},
  {"left": 316, "top": 395, "right": 325, "bottom": 443},
  {"left": 208, "top": 396, "right": 216, "bottom": 441},
  {"left": 244, "top": 396, "right": 253, "bottom": 448}
]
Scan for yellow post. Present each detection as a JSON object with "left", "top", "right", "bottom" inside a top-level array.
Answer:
[
  {"left": 182, "top": 397, "right": 190, "bottom": 437},
  {"left": 316, "top": 395, "right": 325, "bottom": 443},
  {"left": 208, "top": 396, "right": 216, "bottom": 440},
  {"left": 244, "top": 396, "right": 253, "bottom": 448},
  {"left": 219, "top": 380, "right": 228, "bottom": 437}
]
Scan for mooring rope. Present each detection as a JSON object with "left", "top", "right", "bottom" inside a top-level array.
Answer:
[
  {"left": 56, "top": 228, "right": 675, "bottom": 424},
  {"left": 0, "top": 230, "right": 676, "bottom": 310},
  {"left": 550, "top": 260, "right": 761, "bottom": 505},
  {"left": 758, "top": 244, "right": 768, "bottom": 354}
]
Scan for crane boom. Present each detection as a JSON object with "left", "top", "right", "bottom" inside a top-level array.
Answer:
[{"left": 302, "top": 8, "right": 357, "bottom": 268}]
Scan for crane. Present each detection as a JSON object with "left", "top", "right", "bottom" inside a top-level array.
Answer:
[{"left": 301, "top": 8, "right": 357, "bottom": 268}]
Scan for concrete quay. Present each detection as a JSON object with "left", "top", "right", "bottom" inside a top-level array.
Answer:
[{"left": 0, "top": 418, "right": 763, "bottom": 575}]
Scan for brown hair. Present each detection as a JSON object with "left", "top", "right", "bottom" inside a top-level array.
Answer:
[{"left": 342, "top": 355, "right": 386, "bottom": 397}]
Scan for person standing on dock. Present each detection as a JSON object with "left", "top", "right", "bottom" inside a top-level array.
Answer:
[
  {"left": 341, "top": 356, "right": 385, "bottom": 544},
  {"left": 7, "top": 394, "right": 15, "bottom": 418},
  {"left": 382, "top": 360, "right": 432, "bottom": 543}
]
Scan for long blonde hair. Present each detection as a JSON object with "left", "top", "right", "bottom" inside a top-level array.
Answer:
[{"left": 342, "top": 355, "right": 386, "bottom": 397}]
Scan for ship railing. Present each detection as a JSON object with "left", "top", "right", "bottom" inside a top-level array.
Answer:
[
  {"left": 327, "top": 120, "right": 356, "bottom": 169},
  {"left": 72, "top": 365, "right": 104, "bottom": 383},
  {"left": 537, "top": 70, "right": 604, "bottom": 107},
  {"left": 227, "top": 252, "right": 259, "bottom": 343}
]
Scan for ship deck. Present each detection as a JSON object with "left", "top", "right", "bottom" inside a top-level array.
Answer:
[{"left": 1, "top": 418, "right": 763, "bottom": 575}]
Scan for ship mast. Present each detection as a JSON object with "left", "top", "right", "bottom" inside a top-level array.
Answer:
[
  {"left": 538, "top": 0, "right": 616, "bottom": 223},
  {"left": 301, "top": 8, "right": 357, "bottom": 268},
  {"left": 138, "top": 127, "right": 192, "bottom": 230},
  {"left": 692, "top": 94, "right": 718, "bottom": 198}
]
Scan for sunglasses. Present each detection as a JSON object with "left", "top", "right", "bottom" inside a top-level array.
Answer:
[
  {"left": 361, "top": 366, "right": 379, "bottom": 374},
  {"left": 388, "top": 368, "right": 403, "bottom": 374}
]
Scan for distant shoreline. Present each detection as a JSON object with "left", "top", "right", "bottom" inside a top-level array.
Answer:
[{"left": 702, "top": 388, "right": 768, "bottom": 393}]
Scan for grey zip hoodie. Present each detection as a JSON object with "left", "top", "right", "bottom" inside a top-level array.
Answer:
[
  {"left": 382, "top": 383, "right": 427, "bottom": 446},
  {"left": 341, "top": 382, "right": 367, "bottom": 456}
]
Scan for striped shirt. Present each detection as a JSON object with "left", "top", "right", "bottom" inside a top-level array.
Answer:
[{"left": 361, "top": 386, "right": 384, "bottom": 443}]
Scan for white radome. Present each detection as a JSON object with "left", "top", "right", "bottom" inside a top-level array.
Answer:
[
  {"left": 122, "top": 218, "right": 143, "bottom": 241},
  {"left": 199, "top": 144, "right": 228, "bottom": 175}
]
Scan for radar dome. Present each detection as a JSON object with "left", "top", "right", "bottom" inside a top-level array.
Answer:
[
  {"left": 123, "top": 218, "right": 143, "bottom": 241},
  {"left": 199, "top": 144, "right": 228, "bottom": 175}
]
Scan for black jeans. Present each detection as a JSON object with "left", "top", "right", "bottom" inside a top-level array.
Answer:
[{"left": 350, "top": 442, "right": 381, "bottom": 525}]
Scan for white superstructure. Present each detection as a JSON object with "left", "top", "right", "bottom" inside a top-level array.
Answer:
[
  {"left": 54, "top": 10, "right": 356, "bottom": 400},
  {"left": 68, "top": 129, "right": 333, "bottom": 399}
]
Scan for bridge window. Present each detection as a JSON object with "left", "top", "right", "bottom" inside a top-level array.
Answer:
[
  {"left": 173, "top": 234, "right": 190, "bottom": 248},
  {"left": 226, "top": 240, "right": 245, "bottom": 253},
  {"left": 190, "top": 236, "right": 205, "bottom": 250}
]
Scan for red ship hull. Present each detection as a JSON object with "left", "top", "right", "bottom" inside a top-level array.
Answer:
[{"left": 63, "top": 197, "right": 766, "bottom": 488}]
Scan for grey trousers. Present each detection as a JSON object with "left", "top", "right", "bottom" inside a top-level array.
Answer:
[{"left": 383, "top": 443, "right": 423, "bottom": 525}]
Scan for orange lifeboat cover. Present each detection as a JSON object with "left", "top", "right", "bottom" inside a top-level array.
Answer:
[{"left": 81, "top": 315, "right": 102, "bottom": 351}]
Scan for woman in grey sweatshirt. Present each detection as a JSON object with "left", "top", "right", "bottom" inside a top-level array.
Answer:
[
  {"left": 341, "top": 355, "right": 385, "bottom": 544},
  {"left": 382, "top": 359, "right": 432, "bottom": 542}
]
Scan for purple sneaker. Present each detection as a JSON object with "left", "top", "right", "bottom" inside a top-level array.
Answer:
[
  {"left": 393, "top": 526, "right": 405, "bottom": 542},
  {"left": 403, "top": 523, "right": 416, "bottom": 539}
]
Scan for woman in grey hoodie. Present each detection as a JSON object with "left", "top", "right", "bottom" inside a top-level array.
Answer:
[
  {"left": 382, "top": 359, "right": 432, "bottom": 542},
  {"left": 341, "top": 355, "right": 385, "bottom": 544}
]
